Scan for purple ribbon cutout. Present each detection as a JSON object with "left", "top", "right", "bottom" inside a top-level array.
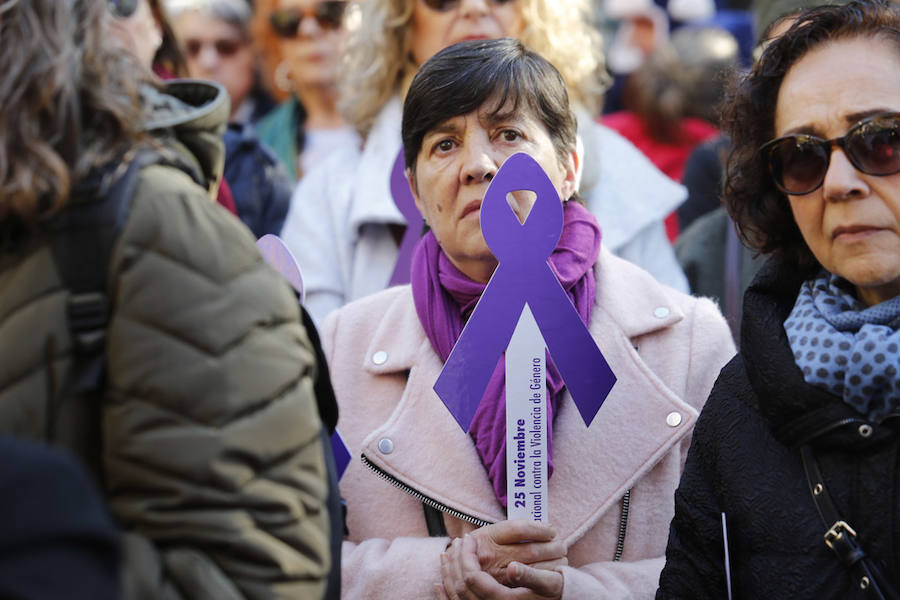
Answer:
[
  {"left": 256, "top": 234, "right": 305, "bottom": 302},
  {"left": 330, "top": 430, "right": 351, "bottom": 480},
  {"left": 433, "top": 153, "right": 616, "bottom": 431},
  {"left": 388, "top": 148, "right": 424, "bottom": 286}
]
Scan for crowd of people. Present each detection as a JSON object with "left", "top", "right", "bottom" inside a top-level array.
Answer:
[{"left": 1, "top": 0, "right": 899, "bottom": 598}]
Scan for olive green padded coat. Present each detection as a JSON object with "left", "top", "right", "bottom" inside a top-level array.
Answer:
[{"left": 0, "top": 81, "right": 329, "bottom": 599}]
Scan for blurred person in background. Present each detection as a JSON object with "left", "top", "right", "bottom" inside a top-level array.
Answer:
[
  {"left": 674, "top": 5, "right": 837, "bottom": 339},
  {"left": 107, "top": 0, "right": 242, "bottom": 216},
  {"left": 283, "top": 0, "right": 689, "bottom": 326},
  {"left": 602, "top": 25, "right": 738, "bottom": 240},
  {"left": 253, "top": 0, "right": 360, "bottom": 181},
  {"left": 167, "top": 0, "right": 278, "bottom": 124},
  {"left": 167, "top": 0, "right": 296, "bottom": 237},
  {"left": 0, "top": 0, "right": 331, "bottom": 597}
]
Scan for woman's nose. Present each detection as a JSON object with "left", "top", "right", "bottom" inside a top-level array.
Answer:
[
  {"left": 822, "top": 148, "right": 870, "bottom": 201},
  {"left": 299, "top": 13, "right": 322, "bottom": 37},
  {"left": 196, "top": 45, "right": 219, "bottom": 70},
  {"left": 460, "top": 143, "right": 497, "bottom": 185},
  {"left": 458, "top": 0, "right": 491, "bottom": 18}
]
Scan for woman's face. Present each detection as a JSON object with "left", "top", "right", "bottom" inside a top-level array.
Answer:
[
  {"left": 409, "top": 100, "right": 576, "bottom": 283},
  {"left": 276, "top": 0, "right": 347, "bottom": 89},
  {"left": 410, "top": 0, "right": 523, "bottom": 67},
  {"left": 775, "top": 36, "right": 900, "bottom": 306},
  {"left": 173, "top": 12, "right": 255, "bottom": 114},
  {"left": 107, "top": 0, "right": 162, "bottom": 69}
]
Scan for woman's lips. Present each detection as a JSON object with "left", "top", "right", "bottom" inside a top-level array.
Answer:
[
  {"left": 832, "top": 224, "right": 883, "bottom": 241},
  {"left": 461, "top": 199, "right": 482, "bottom": 219}
]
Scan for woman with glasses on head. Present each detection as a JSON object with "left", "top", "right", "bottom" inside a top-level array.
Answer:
[
  {"left": 253, "top": 0, "right": 360, "bottom": 181},
  {"left": 658, "top": 1, "right": 900, "bottom": 597},
  {"left": 166, "top": 0, "right": 296, "bottom": 238},
  {"left": 280, "top": 0, "right": 689, "bottom": 327}
]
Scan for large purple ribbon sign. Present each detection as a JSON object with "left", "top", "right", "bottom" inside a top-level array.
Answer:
[
  {"left": 388, "top": 148, "right": 424, "bottom": 286},
  {"left": 433, "top": 153, "right": 616, "bottom": 432},
  {"left": 257, "top": 234, "right": 305, "bottom": 302}
]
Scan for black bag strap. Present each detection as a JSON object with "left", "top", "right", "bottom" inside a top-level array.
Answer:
[
  {"left": 800, "top": 445, "right": 900, "bottom": 599},
  {"left": 48, "top": 149, "right": 160, "bottom": 395},
  {"left": 41, "top": 150, "right": 159, "bottom": 481}
]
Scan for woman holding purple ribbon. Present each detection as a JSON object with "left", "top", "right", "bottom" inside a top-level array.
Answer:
[
  {"left": 657, "top": 1, "right": 900, "bottom": 597},
  {"left": 281, "top": 0, "right": 690, "bottom": 327},
  {"left": 321, "top": 38, "right": 734, "bottom": 599}
]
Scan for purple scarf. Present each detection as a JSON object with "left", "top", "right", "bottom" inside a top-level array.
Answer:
[{"left": 411, "top": 201, "right": 601, "bottom": 506}]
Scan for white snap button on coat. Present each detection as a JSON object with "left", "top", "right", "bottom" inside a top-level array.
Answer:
[
  {"left": 372, "top": 350, "right": 388, "bottom": 365},
  {"left": 378, "top": 438, "right": 394, "bottom": 454},
  {"left": 654, "top": 307, "right": 670, "bottom": 319},
  {"left": 666, "top": 412, "right": 683, "bottom": 427}
]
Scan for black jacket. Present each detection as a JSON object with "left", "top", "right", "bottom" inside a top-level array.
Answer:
[
  {"left": 0, "top": 436, "right": 119, "bottom": 600},
  {"left": 657, "top": 256, "right": 900, "bottom": 599}
]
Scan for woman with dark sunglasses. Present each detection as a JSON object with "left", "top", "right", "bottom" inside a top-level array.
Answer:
[
  {"left": 279, "top": 0, "right": 689, "bottom": 328},
  {"left": 252, "top": 0, "right": 360, "bottom": 181},
  {"left": 657, "top": 1, "right": 900, "bottom": 597}
]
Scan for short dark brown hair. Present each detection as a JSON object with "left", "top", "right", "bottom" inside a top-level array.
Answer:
[
  {"left": 722, "top": 0, "right": 900, "bottom": 270},
  {"left": 401, "top": 38, "right": 577, "bottom": 173}
]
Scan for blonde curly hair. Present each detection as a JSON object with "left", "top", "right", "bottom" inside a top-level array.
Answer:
[{"left": 339, "top": 0, "right": 608, "bottom": 138}]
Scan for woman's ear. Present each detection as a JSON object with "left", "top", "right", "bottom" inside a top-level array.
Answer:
[
  {"left": 407, "top": 167, "right": 427, "bottom": 223},
  {"left": 561, "top": 146, "right": 579, "bottom": 200}
]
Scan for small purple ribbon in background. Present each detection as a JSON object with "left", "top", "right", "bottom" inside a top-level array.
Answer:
[
  {"left": 257, "top": 234, "right": 352, "bottom": 477},
  {"left": 434, "top": 153, "right": 616, "bottom": 431},
  {"left": 389, "top": 148, "right": 425, "bottom": 286},
  {"left": 257, "top": 234, "right": 305, "bottom": 302},
  {"left": 331, "top": 430, "right": 351, "bottom": 480}
]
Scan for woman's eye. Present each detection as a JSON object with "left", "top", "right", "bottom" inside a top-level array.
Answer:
[
  {"left": 500, "top": 130, "right": 521, "bottom": 142},
  {"left": 435, "top": 139, "right": 454, "bottom": 152}
]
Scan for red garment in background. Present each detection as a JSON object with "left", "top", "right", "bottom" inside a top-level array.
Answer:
[{"left": 601, "top": 112, "right": 718, "bottom": 241}]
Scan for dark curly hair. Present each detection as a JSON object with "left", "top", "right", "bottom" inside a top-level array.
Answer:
[
  {"left": 0, "top": 0, "right": 147, "bottom": 225},
  {"left": 721, "top": 0, "right": 900, "bottom": 270}
]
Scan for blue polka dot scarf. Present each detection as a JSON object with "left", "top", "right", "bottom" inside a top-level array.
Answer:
[{"left": 785, "top": 271, "right": 900, "bottom": 421}]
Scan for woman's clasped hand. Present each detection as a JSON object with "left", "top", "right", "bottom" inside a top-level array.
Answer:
[{"left": 438, "top": 520, "right": 567, "bottom": 600}]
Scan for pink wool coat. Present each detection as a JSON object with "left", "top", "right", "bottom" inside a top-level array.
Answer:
[{"left": 321, "top": 248, "right": 735, "bottom": 599}]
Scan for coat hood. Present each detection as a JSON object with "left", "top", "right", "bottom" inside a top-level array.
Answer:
[{"left": 141, "top": 79, "right": 230, "bottom": 198}]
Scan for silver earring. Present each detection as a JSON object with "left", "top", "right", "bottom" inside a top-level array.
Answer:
[{"left": 274, "top": 60, "right": 292, "bottom": 93}]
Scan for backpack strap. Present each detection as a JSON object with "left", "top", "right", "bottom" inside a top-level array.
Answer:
[
  {"left": 48, "top": 150, "right": 160, "bottom": 395},
  {"left": 800, "top": 445, "right": 900, "bottom": 599}
]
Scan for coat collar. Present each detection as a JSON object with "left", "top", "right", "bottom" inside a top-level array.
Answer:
[
  {"left": 347, "top": 96, "right": 405, "bottom": 245},
  {"left": 358, "top": 251, "right": 694, "bottom": 543}
]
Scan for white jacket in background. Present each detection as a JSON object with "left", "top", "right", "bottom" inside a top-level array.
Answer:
[{"left": 282, "top": 97, "right": 688, "bottom": 325}]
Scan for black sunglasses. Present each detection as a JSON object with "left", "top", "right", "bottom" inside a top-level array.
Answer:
[
  {"left": 107, "top": 0, "right": 139, "bottom": 19},
  {"left": 421, "top": 0, "right": 515, "bottom": 11},
  {"left": 761, "top": 112, "right": 900, "bottom": 195},
  {"left": 183, "top": 37, "right": 246, "bottom": 59},
  {"left": 269, "top": 2, "right": 347, "bottom": 37}
]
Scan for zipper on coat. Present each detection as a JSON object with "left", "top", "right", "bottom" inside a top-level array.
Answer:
[
  {"left": 613, "top": 489, "right": 631, "bottom": 561},
  {"left": 361, "top": 453, "right": 493, "bottom": 528}
]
